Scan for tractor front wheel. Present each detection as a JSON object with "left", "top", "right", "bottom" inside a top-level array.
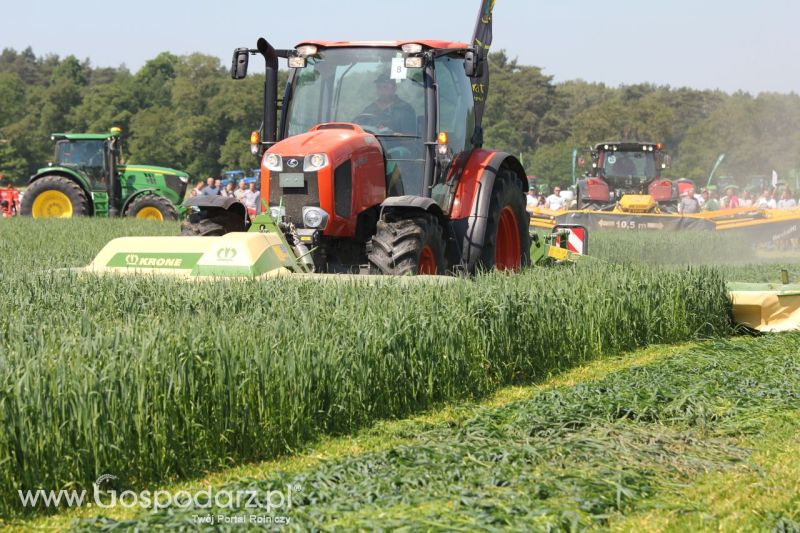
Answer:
[
  {"left": 368, "top": 213, "right": 446, "bottom": 275},
  {"left": 21, "top": 175, "right": 90, "bottom": 218},
  {"left": 180, "top": 208, "right": 247, "bottom": 236},
  {"left": 477, "top": 170, "right": 531, "bottom": 271},
  {"left": 125, "top": 194, "right": 178, "bottom": 221}
]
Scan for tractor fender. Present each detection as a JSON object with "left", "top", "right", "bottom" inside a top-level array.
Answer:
[
  {"left": 576, "top": 177, "right": 610, "bottom": 202},
  {"left": 448, "top": 150, "right": 527, "bottom": 220},
  {"left": 27, "top": 169, "right": 95, "bottom": 215},
  {"left": 453, "top": 151, "right": 528, "bottom": 272},
  {"left": 121, "top": 188, "right": 166, "bottom": 214},
  {"left": 379, "top": 195, "right": 445, "bottom": 220},
  {"left": 183, "top": 195, "right": 248, "bottom": 220}
]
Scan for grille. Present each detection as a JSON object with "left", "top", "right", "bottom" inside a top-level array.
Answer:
[
  {"left": 269, "top": 165, "right": 319, "bottom": 226},
  {"left": 164, "top": 174, "right": 187, "bottom": 199},
  {"left": 333, "top": 161, "right": 352, "bottom": 218}
]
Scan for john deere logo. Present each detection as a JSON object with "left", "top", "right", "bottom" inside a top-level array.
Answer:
[
  {"left": 107, "top": 252, "right": 203, "bottom": 269},
  {"left": 286, "top": 158, "right": 299, "bottom": 168},
  {"left": 216, "top": 247, "right": 237, "bottom": 261}
]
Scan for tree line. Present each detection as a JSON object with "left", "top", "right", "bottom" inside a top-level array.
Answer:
[{"left": 2, "top": 47, "right": 799, "bottom": 190}]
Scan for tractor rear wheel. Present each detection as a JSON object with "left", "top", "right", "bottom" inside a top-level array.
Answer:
[
  {"left": 368, "top": 213, "right": 446, "bottom": 275},
  {"left": 125, "top": 194, "right": 178, "bottom": 221},
  {"left": 21, "top": 175, "right": 90, "bottom": 218},
  {"left": 477, "top": 170, "right": 531, "bottom": 271},
  {"left": 180, "top": 208, "right": 247, "bottom": 236}
]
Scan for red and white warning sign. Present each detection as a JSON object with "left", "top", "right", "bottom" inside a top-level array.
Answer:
[{"left": 553, "top": 225, "right": 588, "bottom": 255}]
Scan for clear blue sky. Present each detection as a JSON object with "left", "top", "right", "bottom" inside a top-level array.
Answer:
[{"left": 3, "top": 0, "right": 798, "bottom": 94}]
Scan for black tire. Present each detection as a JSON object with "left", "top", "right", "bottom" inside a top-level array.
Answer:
[
  {"left": 125, "top": 194, "right": 178, "bottom": 221},
  {"left": 659, "top": 201, "right": 679, "bottom": 214},
  {"left": 476, "top": 170, "right": 531, "bottom": 271},
  {"left": 576, "top": 190, "right": 589, "bottom": 210},
  {"left": 368, "top": 212, "right": 446, "bottom": 275},
  {"left": 180, "top": 208, "right": 247, "bottom": 236},
  {"left": 20, "top": 175, "right": 90, "bottom": 218}
]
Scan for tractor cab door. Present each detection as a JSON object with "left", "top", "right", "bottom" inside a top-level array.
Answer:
[{"left": 430, "top": 53, "right": 476, "bottom": 209}]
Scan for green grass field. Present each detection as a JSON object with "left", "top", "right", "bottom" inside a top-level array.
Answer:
[{"left": 0, "top": 218, "right": 797, "bottom": 531}]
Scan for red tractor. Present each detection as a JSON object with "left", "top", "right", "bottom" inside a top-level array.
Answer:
[
  {"left": 576, "top": 142, "right": 681, "bottom": 212},
  {"left": 182, "top": 1, "right": 531, "bottom": 274}
]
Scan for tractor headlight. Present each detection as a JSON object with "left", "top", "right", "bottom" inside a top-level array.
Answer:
[
  {"left": 296, "top": 44, "right": 318, "bottom": 57},
  {"left": 264, "top": 153, "right": 283, "bottom": 172},
  {"left": 303, "top": 153, "right": 328, "bottom": 171},
  {"left": 302, "top": 206, "right": 329, "bottom": 229}
]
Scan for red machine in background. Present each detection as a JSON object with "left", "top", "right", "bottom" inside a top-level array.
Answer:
[
  {"left": 576, "top": 142, "right": 687, "bottom": 212},
  {"left": 0, "top": 183, "right": 20, "bottom": 217}
]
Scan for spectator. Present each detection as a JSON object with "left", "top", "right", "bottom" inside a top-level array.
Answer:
[
  {"left": 679, "top": 188, "right": 700, "bottom": 214},
  {"left": 726, "top": 187, "right": 740, "bottom": 208},
  {"left": 741, "top": 190, "right": 754, "bottom": 208},
  {"left": 221, "top": 182, "right": 236, "bottom": 198},
  {"left": 243, "top": 182, "right": 261, "bottom": 214},
  {"left": 215, "top": 179, "right": 223, "bottom": 191},
  {"left": 234, "top": 180, "right": 247, "bottom": 202},
  {"left": 777, "top": 189, "right": 797, "bottom": 210},
  {"left": 767, "top": 189, "right": 778, "bottom": 209},
  {"left": 526, "top": 188, "right": 539, "bottom": 210},
  {"left": 201, "top": 177, "right": 219, "bottom": 196},
  {"left": 191, "top": 180, "right": 205, "bottom": 197},
  {"left": 755, "top": 190, "right": 770, "bottom": 209},
  {"left": 545, "top": 186, "right": 565, "bottom": 211},
  {"left": 537, "top": 193, "right": 546, "bottom": 206},
  {"left": 695, "top": 188, "right": 706, "bottom": 208},
  {"left": 701, "top": 189, "right": 719, "bottom": 211}
]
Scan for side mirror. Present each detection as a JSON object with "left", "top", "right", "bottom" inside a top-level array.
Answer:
[
  {"left": 231, "top": 48, "right": 250, "bottom": 79},
  {"left": 463, "top": 50, "right": 480, "bottom": 77},
  {"left": 662, "top": 154, "right": 671, "bottom": 169}
]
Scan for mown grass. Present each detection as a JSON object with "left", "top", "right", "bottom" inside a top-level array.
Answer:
[
  {"left": 0, "top": 219, "right": 736, "bottom": 516},
  {"left": 69, "top": 334, "right": 800, "bottom": 532}
]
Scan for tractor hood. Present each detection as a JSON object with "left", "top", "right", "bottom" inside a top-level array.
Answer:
[
  {"left": 262, "top": 123, "right": 386, "bottom": 237},
  {"left": 118, "top": 164, "right": 189, "bottom": 179},
  {"left": 266, "top": 124, "right": 383, "bottom": 169}
]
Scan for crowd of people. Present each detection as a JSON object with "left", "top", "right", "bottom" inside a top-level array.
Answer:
[
  {"left": 678, "top": 186, "right": 799, "bottom": 214},
  {"left": 190, "top": 177, "right": 262, "bottom": 214},
  {"left": 525, "top": 183, "right": 800, "bottom": 215}
]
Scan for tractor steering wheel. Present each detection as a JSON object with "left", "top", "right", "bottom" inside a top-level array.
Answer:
[{"left": 352, "top": 113, "right": 395, "bottom": 135}]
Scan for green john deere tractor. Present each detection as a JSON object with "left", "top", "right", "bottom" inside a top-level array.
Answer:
[{"left": 21, "top": 128, "right": 189, "bottom": 220}]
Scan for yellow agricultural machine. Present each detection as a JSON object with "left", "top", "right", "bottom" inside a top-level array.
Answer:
[{"left": 530, "top": 204, "right": 800, "bottom": 245}]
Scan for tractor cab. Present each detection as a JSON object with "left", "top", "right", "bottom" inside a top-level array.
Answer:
[
  {"left": 52, "top": 133, "right": 117, "bottom": 189},
  {"left": 593, "top": 142, "right": 667, "bottom": 192},
  {"left": 273, "top": 42, "right": 476, "bottom": 204}
]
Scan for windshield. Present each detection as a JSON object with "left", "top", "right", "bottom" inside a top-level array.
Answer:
[
  {"left": 55, "top": 140, "right": 105, "bottom": 168},
  {"left": 285, "top": 47, "right": 426, "bottom": 195},
  {"left": 602, "top": 150, "right": 657, "bottom": 179}
]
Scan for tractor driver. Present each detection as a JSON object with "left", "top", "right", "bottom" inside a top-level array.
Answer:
[
  {"left": 357, "top": 73, "right": 416, "bottom": 134},
  {"left": 610, "top": 154, "right": 637, "bottom": 176}
]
